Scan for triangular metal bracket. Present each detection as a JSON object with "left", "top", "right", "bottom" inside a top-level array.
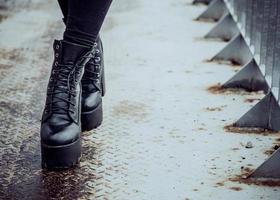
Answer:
[
  {"left": 234, "top": 92, "right": 280, "bottom": 131},
  {"left": 193, "top": 0, "right": 212, "bottom": 5},
  {"left": 249, "top": 148, "right": 280, "bottom": 179},
  {"left": 223, "top": 59, "right": 269, "bottom": 92},
  {"left": 196, "top": 0, "right": 227, "bottom": 21},
  {"left": 204, "top": 13, "right": 239, "bottom": 41},
  {"left": 210, "top": 33, "right": 253, "bottom": 65}
]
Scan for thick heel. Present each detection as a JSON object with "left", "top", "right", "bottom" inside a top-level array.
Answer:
[
  {"left": 41, "top": 139, "right": 81, "bottom": 169},
  {"left": 81, "top": 102, "right": 103, "bottom": 132}
]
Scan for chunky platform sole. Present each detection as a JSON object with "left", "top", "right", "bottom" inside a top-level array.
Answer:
[
  {"left": 81, "top": 102, "right": 103, "bottom": 132},
  {"left": 41, "top": 138, "right": 81, "bottom": 169}
]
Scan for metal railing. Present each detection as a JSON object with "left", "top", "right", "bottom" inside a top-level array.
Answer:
[{"left": 194, "top": 0, "right": 280, "bottom": 180}]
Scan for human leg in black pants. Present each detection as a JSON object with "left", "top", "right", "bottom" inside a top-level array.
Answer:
[
  {"left": 40, "top": 0, "right": 112, "bottom": 169},
  {"left": 58, "top": 0, "right": 110, "bottom": 131},
  {"left": 58, "top": 0, "right": 112, "bottom": 46}
]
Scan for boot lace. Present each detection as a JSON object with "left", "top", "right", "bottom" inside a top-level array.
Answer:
[
  {"left": 45, "top": 63, "right": 78, "bottom": 115},
  {"left": 82, "top": 43, "right": 102, "bottom": 93},
  {"left": 45, "top": 50, "right": 95, "bottom": 116}
]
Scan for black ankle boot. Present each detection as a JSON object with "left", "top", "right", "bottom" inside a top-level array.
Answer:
[
  {"left": 81, "top": 36, "right": 105, "bottom": 131},
  {"left": 41, "top": 40, "right": 94, "bottom": 169}
]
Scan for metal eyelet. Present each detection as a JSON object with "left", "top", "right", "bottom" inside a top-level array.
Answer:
[
  {"left": 94, "top": 42, "right": 98, "bottom": 47},
  {"left": 56, "top": 45, "right": 59, "bottom": 50},
  {"left": 95, "top": 49, "right": 100, "bottom": 53},
  {"left": 95, "top": 57, "right": 101, "bottom": 62},
  {"left": 55, "top": 53, "right": 59, "bottom": 58}
]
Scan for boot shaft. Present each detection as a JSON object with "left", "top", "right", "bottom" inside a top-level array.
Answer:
[{"left": 81, "top": 36, "right": 104, "bottom": 95}]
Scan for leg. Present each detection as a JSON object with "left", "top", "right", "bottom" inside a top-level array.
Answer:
[
  {"left": 61, "top": 0, "right": 112, "bottom": 46},
  {"left": 57, "top": 0, "right": 108, "bottom": 131},
  {"left": 57, "top": 0, "right": 68, "bottom": 23},
  {"left": 41, "top": 0, "right": 112, "bottom": 169},
  {"left": 40, "top": 39, "right": 95, "bottom": 169}
]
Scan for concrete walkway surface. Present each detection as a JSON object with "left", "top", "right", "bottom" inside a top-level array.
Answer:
[{"left": 0, "top": 0, "right": 279, "bottom": 199}]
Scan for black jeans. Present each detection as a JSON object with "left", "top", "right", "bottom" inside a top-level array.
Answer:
[{"left": 58, "top": 0, "right": 112, "bottom": 46}]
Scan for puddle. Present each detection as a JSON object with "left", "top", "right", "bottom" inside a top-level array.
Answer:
[
  {"left": 0, "top": 12, "right": 103, "bottom": 199},
  {"left": 1, "top": 139, "right": 102, "bottom": 199},
  {"left": 0, "top": 94, "right": 103, "bottom": 199}
]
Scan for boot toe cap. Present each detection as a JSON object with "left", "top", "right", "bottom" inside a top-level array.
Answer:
[{"left": 41, "top": 122, "right": 80, "bottom": 146}]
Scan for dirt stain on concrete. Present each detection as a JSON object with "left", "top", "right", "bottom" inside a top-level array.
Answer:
[
  {"left": 224, "top": 124, "right": 280, "bottom": 136},
  {"left": 215, "top": 167, "right": 280, "bottom": 188},
  {"left": 0, "top": 48, "right": 25, "bottom": 79},
  {"left": 264, "top": 145, "right": 280, "bottom": 156},
  {"left": 207, "top": 84, "right": 226, "bottom": 94},
  {"left": 0, "top": 48, "right": 24, "bottom": 63},
  {"left": 0, "top": 4, "right": 9, "bottom": 23},
  {"left": 207, "top": 83, "right": 264, "bottom": 95},
  {"left": 215, "top": 182, "right": 225, "bottom": 187},
  {"left": 229, "top": 167, "right": 280, "bottom": 187},
  {"left": 207, "top": 83, "right": 245, "bottom": 94},
  {"left": 193, "top": 18, "right": 218, "bottom": 23},
  {"left": 194, "top": 36, "right": 230, "bottom": 43},
  {"left": 229, "top": 186, "right": 243, "bottom": 191},
  {"left": 204, "top": 58, "right": 241, "bottom": 67},
  {"left": 112, "top": 100, "right": 149, "bottom": 122},
  {"left": 244, "top": 98, "right": 261, "bottom": 103},
  {"left": 205, "top": 106, "right": 226, "bottom": 112},
  {"left": 0, "top": 13, "right": 8, "bottom": 22},
  {"left": 264, "top": 138, "right": 280, "bottom": 155}
]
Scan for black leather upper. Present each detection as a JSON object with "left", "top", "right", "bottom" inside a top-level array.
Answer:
[
  {"left": 81, "top": 36, "right": 104, "bottom": 113},
  {"left": 41, "top": 40, "right": 94, "bottom": 146}
]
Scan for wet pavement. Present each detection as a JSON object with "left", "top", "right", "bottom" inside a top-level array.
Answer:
[{"left": 0, "top": 0, "right": 280, "bottom": 199}]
